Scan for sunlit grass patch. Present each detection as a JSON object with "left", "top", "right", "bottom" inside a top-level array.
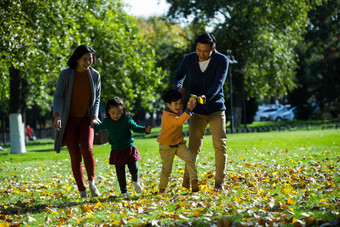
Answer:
[{"left": 0, "top": 129, "right": 339, "bottom": 226}]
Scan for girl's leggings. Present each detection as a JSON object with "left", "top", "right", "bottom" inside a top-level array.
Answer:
[{"left": 115, "top": 161, "right": 138, "bottom": 193}]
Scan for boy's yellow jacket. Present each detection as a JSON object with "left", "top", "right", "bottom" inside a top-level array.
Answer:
[{"left": 157, "top": 107, "right": 192, "bottom": 146}]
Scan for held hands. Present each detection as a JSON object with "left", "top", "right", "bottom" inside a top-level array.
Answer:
[
  {"left": 53, "top": 116, "right": 62, "bottom": 131},
  {"left": 189, "top": 94, "right": 206, "bottom": 104},
  {"left": 90, "top": 117, "right": 100, "bottom": 128},
  {"left": 187, "top": 97, "right": 197, "bottom": 111},
  {"left": 145, "top": 126, "right": 152, "bottom": 134}
]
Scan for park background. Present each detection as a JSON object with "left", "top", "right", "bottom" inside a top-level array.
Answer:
[
  {"left": 0, "top": 0, "right": 339, "bottom": 226},
  {"left": 1, "top": 0, "right": 339, "bottom": 147}
]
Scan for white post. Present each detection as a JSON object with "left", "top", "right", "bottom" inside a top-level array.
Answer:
[{"left": 9, "top": 113, "right": 26, "bottom": 154}]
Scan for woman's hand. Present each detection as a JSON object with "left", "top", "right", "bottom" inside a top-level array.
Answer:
[
  {"left": 90, "top": 117, "right": 100, "bottom": 128},
  {"left": 53, "top": 116, "right": 62, "bottom": 130}
]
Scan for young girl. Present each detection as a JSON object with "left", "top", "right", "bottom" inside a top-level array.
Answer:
[{"left": 93, "top": 97, "right": 152, "bottom": 198}]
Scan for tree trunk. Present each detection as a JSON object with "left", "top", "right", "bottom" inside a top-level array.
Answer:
[
  {"left": 9, "top": 66, "right": 26, "bottom": 154},
  {"left": 232, "top": 74, "right": 243, "bottom": 127}
]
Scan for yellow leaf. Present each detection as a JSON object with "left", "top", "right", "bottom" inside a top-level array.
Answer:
[
  {"left": 0, "top": 223, "right": 10, "bottom": 227},
  {"left": 95, "top": 201, "right": 103, "bottom": 208},
  {"left": 319, "top": 199, "right": 327, "bottom": 203},
  {"left": 287, "top": 198, "right": 296, "bottom": 205},
  {"left": 239, "top": 156, "right": 244, "bottom": 160},
  {"left": 111, "top": 220, "right": 120, "bottom": 225},
  {"left": 194, "top": 211, "right": 200, "bottom": 217},
  {"left": 76, "top": 219, "right": 82, "bottom": 224},
  {"left": 282, "top": 187, "right": 292, "bottom": 195},
  {"left": 66, "top": 186, "right": 72, "bottom": 191},
  {"left": 51, "top": 210, "right": 59, "bottom": 215}
]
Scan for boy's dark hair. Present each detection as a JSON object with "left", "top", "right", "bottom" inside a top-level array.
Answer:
[
  {"left": 105, "top": 97, "right": 130, "bottom": 118},
  {"left": 195, "top": 33, "right": 216, "bottom": 49},
  {"left": 67, "top": 45, "right": 97, "bottom": 69},
  {"left": 161, "top": 88, "right": 182, "bottom": 104}
]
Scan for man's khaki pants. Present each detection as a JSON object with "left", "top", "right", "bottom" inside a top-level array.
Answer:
[
  {"left": 185, "top": 111, "right": 227, "bottom": 186},
  {"left": 159, "top": 141, "right": 198, "bottom": 190}
]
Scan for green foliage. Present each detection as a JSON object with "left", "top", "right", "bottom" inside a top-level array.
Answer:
[
  {"left": 0, "top": 0, "right": 85, "bottom": 115},
  {"left": 166, "top": 0, "right": 324, "bottom": 99},
  {"left": 135, "top": 16, "right": 190, "bottom": 102},
  {"left": 78, "top": 0, "right": 166, "bottom": 112},
  {"left": 0, "top": 0, "right": 166, "bottom": 120},
  {"left": 289, "top": 0, "right": 340, "bottom": 117}
]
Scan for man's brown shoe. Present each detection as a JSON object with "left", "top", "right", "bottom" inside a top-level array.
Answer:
[
  {"left": 191, "top": 180, "right": 199, "bottom": 192},
  {"left": 214, "top": 184, "right": 224, "bottom": 191}
]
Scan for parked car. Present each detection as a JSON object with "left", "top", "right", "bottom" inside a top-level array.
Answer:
[
  {"left": 283, "top": 106, "right": 296, "bottom": 121},
  {"left": 258, "top": 104, "right": 283, "bottom": 110},
  {"left": 254, "top": 108, "right": 280, "bottom": 121},
  {"left": 268, "top": 106, "right": 290, "bottom": 121}
]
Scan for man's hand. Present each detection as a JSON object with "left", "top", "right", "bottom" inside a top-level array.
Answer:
[
  {"left": 199, "top": 95, "right": 206, "bottom": 104},
  {"left": 178, "top": 88, "right": 186, "bottom": 100}
]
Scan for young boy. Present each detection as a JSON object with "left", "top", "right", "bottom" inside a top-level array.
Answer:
[{"left": 157, "top": 88, "right": 199, "bottom": 193}]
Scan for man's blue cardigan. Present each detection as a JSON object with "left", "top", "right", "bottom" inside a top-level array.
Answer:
[{"left": 175, "top": 50, "right": 229, "bottom": 115}]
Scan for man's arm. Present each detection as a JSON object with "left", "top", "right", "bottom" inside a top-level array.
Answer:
[
  {"left": 174, "top": 56, "right": 188, "bottom": 89},
  {"left": 205, "top": 56, "right": 229, "bottom": 101}
]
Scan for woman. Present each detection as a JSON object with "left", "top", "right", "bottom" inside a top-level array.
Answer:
[{"left": 53, "top": 45, "right": 101, "bottom": 198}]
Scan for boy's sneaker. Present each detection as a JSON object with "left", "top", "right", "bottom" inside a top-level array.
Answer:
[
  {"left": 89, "top": 184, "right": 100, "bottom": 197},
  {"left": 80, "top": 190, "right": 87, "bottom": 198},
  {"left": 132, "top": 181, "right": 142, "bottom": 193},
  {"left": 214, "top": 184, "right": 224, "bottom": 192}
]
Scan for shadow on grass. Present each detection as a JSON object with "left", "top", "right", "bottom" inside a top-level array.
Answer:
[{"left": 0, "top": 193, "right": 155, "bottom": 216}]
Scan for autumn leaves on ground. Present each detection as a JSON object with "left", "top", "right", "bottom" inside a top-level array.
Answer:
[{"left": 0, "top": 129, "right": 339, "bottom": 226}]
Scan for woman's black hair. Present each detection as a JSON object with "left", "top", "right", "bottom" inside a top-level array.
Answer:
[
  {"left": 161, "top": 88, "right": 182, "bottom": 104},
  {"left": 195, "top": 33, "right": 216, "bottom": 49},
  {"left": 67, "top": 45, "right": 96, "bottom": 69},
  {"left": 105, "top": 97, "right": 130, "bottom": 118}
]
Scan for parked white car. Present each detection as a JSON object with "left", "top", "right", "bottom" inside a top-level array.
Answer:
[
  {"left": 283, "top": 106, "right": 296, "bottom": 121},
  {"left": 268, "top": 106, "right": 289, "bottom": 121},
  {"left": 254, "top": 108, "right": 280, "bottom": 121}
]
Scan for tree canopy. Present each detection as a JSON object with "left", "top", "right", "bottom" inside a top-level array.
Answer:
[
  {"left": 0, "top": 0, "right": 166, "bottom": 127},
  {"left": 166, "top": 0, "right": 324, "bottom": 99}
]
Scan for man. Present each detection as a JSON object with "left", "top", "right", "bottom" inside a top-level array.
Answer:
[{"left": 175, "top": 33, "right": 229, "bottom": 191}]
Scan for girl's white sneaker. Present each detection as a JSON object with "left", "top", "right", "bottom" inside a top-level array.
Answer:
[
  {"left": 89, "top": 184, "right": 100, "bottom": 197},
  {"left": 132, "top": 181, "right": 142, "bottom": 193}
]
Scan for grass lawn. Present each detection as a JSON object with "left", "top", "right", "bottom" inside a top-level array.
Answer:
[{"left": 0, "top": 129, "right": 339, "bottom": 226}]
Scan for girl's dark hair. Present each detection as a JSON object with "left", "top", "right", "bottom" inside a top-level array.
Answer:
[
  {"left": 67, "top": 45, "right": 96, "bottom": 69},
  {"left": 195, "top": 33, "right": 216, "bottom": 49},
  {"left": 161, "top": 88, "right": 182, "bottom": 104},
  {"left": 105, "top": 97, "right": 130, "bottom": 118}
]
